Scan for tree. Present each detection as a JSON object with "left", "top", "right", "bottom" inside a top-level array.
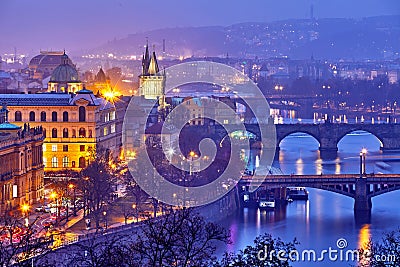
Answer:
[
  {"left": 129, "top": 208, "right": 230, "bottom": 267},
  {"left": 79, "top": 149, "right": 116, "bottom": 230},
  {"left": 122, "top": 170, "right": 149, "bottom": 220},
  {"left": 359, "top": 229, "right": 400, "bottom": 267},
  {"left": 0, "top": 210, "right": 52, "bottom": 267},
  {"left": 212, "top": 233, "right": 298, "bottom": 267},
  {"left": 63, "top": 235, "right": 131, "bottom": 267}
]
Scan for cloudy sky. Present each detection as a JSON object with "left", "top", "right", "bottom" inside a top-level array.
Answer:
[{"left": 0, "top": 0, "right": 399, "bottom": 54}]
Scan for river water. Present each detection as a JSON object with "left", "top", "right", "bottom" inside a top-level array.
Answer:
[{"left": 218, "top": 132, "right": 400, "bottom": 266}]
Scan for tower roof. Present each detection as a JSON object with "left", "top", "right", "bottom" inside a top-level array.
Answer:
[
  {"left": 148, "top": 52, "right": 160, "bottom": 75},
  {"left": 50, "top": 52, "right": 79, "bottom": 83},
  {"left": 95, "top": 67, "right": 107, "bottom": 83}
]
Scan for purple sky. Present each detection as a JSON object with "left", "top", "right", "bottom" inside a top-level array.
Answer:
[{"left": 0, "top": 0, "right": 399, "bottom": 55}]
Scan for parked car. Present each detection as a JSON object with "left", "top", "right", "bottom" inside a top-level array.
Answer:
[{"left": 35, "top": 206, "right": 51, "bottom": 213}]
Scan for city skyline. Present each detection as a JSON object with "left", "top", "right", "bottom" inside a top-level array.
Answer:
[{"left": 0, "top": 0, "right": 399, "bottom": 54}]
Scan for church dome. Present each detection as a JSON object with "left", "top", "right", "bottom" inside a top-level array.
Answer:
[{"left": 49, "top": 53, "right": 79, "bottom": 82}]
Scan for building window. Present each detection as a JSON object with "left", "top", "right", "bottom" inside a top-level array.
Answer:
[
  {"left": 63, "top": 145, "right": 68, "bottom": 152},
  {"left": 52, "top": 145, "right": 57, "bottom": 152},
  {"left": 79, "top": 106, "right": 86, "bottom": 122},
  {"left": 62, "top": 156, "right": 69, "bottom": 168},
  {"left": 110, "top": 111, "right": 116, "bottom": 120},
  {"left": 104, "top": 113, "right": 110, "bottom": 122},
  {"left": 110, "top": 124, "right": 116, "bottom": 133},
  {"left": 63, "top": 128, "right": 69, "bottom": 138},
  {"left": 72, "top": 129, "right": 76, "bottom": 138},
  {"left": 103, "top": 126, "right": 108, "bottom": 136},
  {"left": 80, "top": 145, "right": 85, "bottom": 152},
  {"left": 79, "top": 157, "right": 86, "bottom": 168},
  {"left": 41, "top": 111, "right": 46, "bottom": 122},
  {"left": 29, "top": 111, "right": 35, "bottom": 122},
  {"left": 79, "top": 127, "right": 86, "bottom": 138},
  {"left": 43, "top": 157, "right": 47, "bottom": 167},
  {"left": 52, "top": 111, "right": 57, "bottom": 122},
  {"left": 42, "top": 144, "right": 46, "bottom": 152},
  {"left": 52, "top": 128, "right": 57, "bottom": 138},
  {"left": 51, "top": 157, "right": 58, "bottom": 168},
  {"left": 15, "top": 111, "right": 22, "bottom": 121},
  {"left": 72, "top": 161, "right": 76, "bottom": 168},
  {"left": 89, "top": 130, "right": 92, "bottom": 138},
  {"left": 63, "top": 111, "right": 69, "bottom": 122}
]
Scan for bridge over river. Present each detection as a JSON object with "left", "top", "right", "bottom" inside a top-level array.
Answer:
[{"left": 238, "top": 173, "right": 400, "bottom": 214}]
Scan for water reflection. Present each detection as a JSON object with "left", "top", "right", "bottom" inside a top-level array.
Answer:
[
  {"left": 358, "top": 224, "right": 371, "bottom": 267},
  {"left": 220, "top": 132, "right": 400, "bottom": 266}
]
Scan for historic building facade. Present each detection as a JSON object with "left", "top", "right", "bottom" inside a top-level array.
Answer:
[
  {"left": 0, "top": 89, "right": 120, "bottom": 172},
  {"left": 139, "top": 44, "right": 166, "bottom": 108},
  {"left": 0, "top": 114, "right": 44, "bottom": 212}
]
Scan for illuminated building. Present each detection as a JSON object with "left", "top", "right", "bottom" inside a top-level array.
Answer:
[
  {"left": 0, "top": 89, "right": 120, "bottom": 172},
  {"left": 0, "top": 106, "right": 44, "bottom": 212},
  {"left": 47, "top": 52, "right": 83, "bottom": 93},
  {"left": 28, "top": 51, "right": 74, "bottom": 80},
  {"left": 139, "top": 43, "right": 166, "bottom": 108},
  {"left": 92, "top": 67, "right": 111, "bottom": 95}
]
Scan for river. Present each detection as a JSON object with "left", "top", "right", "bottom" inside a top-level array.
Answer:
[{"left": 218, "top": 131, "right": 400, "bottom": 266}]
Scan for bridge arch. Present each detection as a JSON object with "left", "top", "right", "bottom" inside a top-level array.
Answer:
[
  {"left": 336, "top": 129, "right": 384, "bottom": 151},
  {"left": 278, "top": 131, "right": 321, "bottom": 148}
]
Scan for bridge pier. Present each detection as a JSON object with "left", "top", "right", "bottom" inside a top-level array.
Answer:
[
  {"left": 354, "top": 178, "right": 372, "bottom": 212},
  {"left": 319, "top": 148, "right": 338, "bottom": 160},
  {"left": 273, "top": 187, "right": 287, "bottom": 204}
]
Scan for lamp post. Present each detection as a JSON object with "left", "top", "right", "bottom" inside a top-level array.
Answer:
[
  {"left": 359, "top": 148, "right": 367, "bottom": 177},
  {"left": 132, "top": 203, "right": 137, "bottom": 223},
  {"left": 102, "top": 210, "right": 107, "bottom": 229},
  {"left": 21, "top": 203, "right": 30, "bottom": 227},
  {"left": 69, "top": 183, "right": 76, "bottom": 216},
  {"left": 188, "top": 151, "right": 197, "bottom": 177},
  {"left": 50, "top": 191, "right": 59, "bottom": 225}
]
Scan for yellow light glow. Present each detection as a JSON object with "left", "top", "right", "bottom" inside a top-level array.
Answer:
[
  {"left": 68, "top": 184, "right": 74, "bottom": 189},
  {"left": 50, "top": 192, "right": 58, "bottom": 199},
  {"left": 361, "top": 148, "right": 367, "bottom": 155},
  {"left": 21, "top": 204, "right": 30, "bottom": 213},
  {"left": 189, "top": 151, "right": 196, "bottom": 158},
  {"left": 103, "top": 89, "right": 121, "bottom": 103}
]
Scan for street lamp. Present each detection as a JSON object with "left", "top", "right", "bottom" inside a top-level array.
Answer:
[
  {"left": 188, "top": 151, "right": 197, "bottom": 176},
  {"left": 69, "top": 183, "right": 77, "bottom": 216},
  {"left": 103, "top": 210, "right": 107, "bottom": 229},
  {"left": 132, "top": 203, "right": 137, "bottom": 222},
  {"left": 50, "top": 191, "right": 59, "bottom": 225},
  {"left": 21, "top": 203, "right": 30, "bottom": 227},
  {"left": 359, "top": 148, "right": 367, "bottom": 177}
]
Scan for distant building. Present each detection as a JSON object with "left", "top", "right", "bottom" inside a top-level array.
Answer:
[
  {"left": 139, "top": 43, "right": 166, "bottom": 108},
  {"left": 28, "top": 51, "right": 73, "bottom": 80},
  {"left": 0, "top": 89, "right": 120, "bottom": 172},
  {"left": 0, "top": 106, "right": 44, "bottom": 212},
  {"left": 47, "top": 52, "right": 83, "bottom": 93},
  {"left": 91, "top": 67, "right": 111, "bottom": 95}
]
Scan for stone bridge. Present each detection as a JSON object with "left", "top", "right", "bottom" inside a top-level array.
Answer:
[
  {"left": 241, "top": 122, "right": 400, "bottom": 158},
  {"left": 238, "top": 173, "right": 400, "bottom": 214}
]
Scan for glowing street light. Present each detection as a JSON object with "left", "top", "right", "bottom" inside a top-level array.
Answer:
[
  {"left": 50, "top": 191, "right": 59, "bottom": 224},
  {"left": 359, "top": 148, "right": 367, "bottom": 177},
  {"left": 21, "top": 203, "right": 30, "bottom": 213},
  {"left": 21, "top": 204, "right": 30, "bottom": 227}
]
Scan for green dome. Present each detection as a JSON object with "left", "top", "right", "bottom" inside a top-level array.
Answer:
[
  {"left": 49, "top": 53, "right": 79, "bottom": 82},
  {"left": 50, "top": 64, "right": 79, "bottom": 82}
]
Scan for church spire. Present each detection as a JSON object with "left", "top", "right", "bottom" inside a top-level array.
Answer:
[
  {"left": 148, "top": 50, "right": 160, "bottom": 75},
  {"left": 142, "top": 39, "right": 151, "bottom": 75}
]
